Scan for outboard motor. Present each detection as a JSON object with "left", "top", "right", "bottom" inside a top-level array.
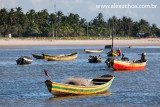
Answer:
[
  {"left": 105, "top": 58, "right": 114, "bottom": 68},
  {"left": 141, "top": 53, "right": 147, "bottom": 62}
]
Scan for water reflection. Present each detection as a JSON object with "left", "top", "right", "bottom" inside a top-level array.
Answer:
[{"left": 48, "top": 92, "right": 113, "bottom": 100}]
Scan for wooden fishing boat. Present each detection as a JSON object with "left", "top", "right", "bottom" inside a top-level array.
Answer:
[
  {"left": 84, "top": 49, "right": 103, "bottom": 53},
  {"left": 16, "top": 56, "right": 33, "bottom": 65},
  {"left": 107, "top": 51, "right": 119, "bottom": 57},
  {"left": 112, "top": 53, "right": 147, "bottom": 71},
  {"left": 112, "top": 59, "right": 147, "bottom": 71},
  {"left": 44, "top": 52, "right": 78, "bottom": 61},
  {"left": 88, "top": 55, "right": 102, "bottom": 63},
  {"left": 32, "top": 53, "right": 44, "bottom": 59},
  {"left": 45, "top": 73, "right": 115, "bottom": 97}
]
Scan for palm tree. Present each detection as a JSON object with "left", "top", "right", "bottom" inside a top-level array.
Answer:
[
  {"left": 93, "top": 12, "right": 105, "bottom": 27},
  {"left": 138, "top": 19, "right": 150, "bottom": 33},
  {"left": 8, "top": 8, "right": 15, "bottom": 25},
  {"left": 0, "top": 8, "right": 8, "bottom": 25}
]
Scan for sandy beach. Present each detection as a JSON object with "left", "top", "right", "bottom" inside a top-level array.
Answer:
[{"left": 0, "top": 38, "right": 160, "bottom": 47}]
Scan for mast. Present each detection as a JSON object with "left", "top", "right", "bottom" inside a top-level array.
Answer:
[
  {"left": 112, "top": 21, "right": 114, "bottom": 51},
  {"left": 87, "top": 23, "right": 88, "bottom": 37},
  {"left": 52, "top": 0, "right": 56, "bottom": 38}
]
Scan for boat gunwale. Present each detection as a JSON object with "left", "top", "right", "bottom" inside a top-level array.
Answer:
[
  {"left": 45, "top": 76, "right": 115, "bottom": 89},
  {"left": 114, "top": 59, "right": 147, "bottom": 66},
  {"left": 44, "top": 53, "right": 78, "bottom": 58},
  {"left": 84, "top": 49, "right": 103, "bottom": 53}
]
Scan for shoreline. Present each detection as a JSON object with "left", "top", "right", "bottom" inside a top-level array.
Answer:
[{"left": 0, "top": 38, "right": 160, "bottom": 47}]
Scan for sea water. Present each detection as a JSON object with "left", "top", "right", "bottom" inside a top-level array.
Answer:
[{"left": 0, "top": 46, "right": 160, "bottom": 107}]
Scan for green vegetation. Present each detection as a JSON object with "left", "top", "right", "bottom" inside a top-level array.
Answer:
[{"left": 0, "top": 7, "right": 160, "bottom": 38}]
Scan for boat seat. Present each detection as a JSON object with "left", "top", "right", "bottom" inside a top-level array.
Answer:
[
  {"left": 92, "top": 78, "right": 111, "bottom": 85},
  {"left": 121, "top": 57, "right": 129, "bottom": 61},
  {"left": 92, "top": 82, "right": 107, "bottom": 85},
  {"left": 93, "top": 77, "right": 113, "bottom": 80}
]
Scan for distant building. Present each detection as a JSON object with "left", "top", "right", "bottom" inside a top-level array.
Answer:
[
  {"left": 5, "top": 33, "right": 12, "bottom": 38},
  {"left": 135, "top": 33, "right": 150, "bottom": 38}
]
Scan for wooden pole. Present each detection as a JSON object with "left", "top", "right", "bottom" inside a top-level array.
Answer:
[{"left": 112, "top": 21, "right": 114, "bottom": 51}]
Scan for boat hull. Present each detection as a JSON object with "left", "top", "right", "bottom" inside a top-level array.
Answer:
[
  {"left": 44, "top": 53, "right": 78, "bottom": 61},
  {"left": 84, "top": 49, "right": 103, "bottom": 53},
  {"left": 88, "top": 59, "right": 102, "bottom": 63},
  {"left": 113, "top": 60, "right": 147, "bottom": 71},
  {"left": 16, "top": 56, "right": 33, "bottom": 65},
  {"left": 32, "top": 54, "right": 44, "bottom": 59},
  {"left": 45, "top": 75, "right": 115, "bottom": 97},
  {"left": 88, "top": 56, "right": 102, "bottom": 63}
]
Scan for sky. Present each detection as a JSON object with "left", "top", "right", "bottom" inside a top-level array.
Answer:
[{"left": 0, "top": 0, "right": 160, "bottom": 28}]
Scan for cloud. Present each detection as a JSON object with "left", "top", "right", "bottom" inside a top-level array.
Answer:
[
  {"left": 32, "top": 0, "right": 43, "bottom": 3},
  {"left": 104, "top": 9, "right": 112, "bottom": 17},
  {"left": 126, "top": 8, "right": 138, "bottom": 18},
  {"left": 58, "top": 0, "right": 73, "bottom": 9},
  {"left": 75, "top": 0, "right": 83, "bottom": 3},
  {"left": 0, "top": 0, "right": 17, "bottom": 9},
  {"left": 143, "top": 14, "right": 148, "bottom": 19},
  {"left": 87, "top": 1, "right": 98, "bottom": 12}
]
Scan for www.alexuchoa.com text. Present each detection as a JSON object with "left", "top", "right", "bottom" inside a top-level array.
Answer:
[{"left": 96, "top": 3, "right": 157, "bottom": 9}]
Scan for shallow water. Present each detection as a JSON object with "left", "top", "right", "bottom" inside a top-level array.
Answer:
[{"left": 0, "top": 46, "right": 160, "bottom": 107}]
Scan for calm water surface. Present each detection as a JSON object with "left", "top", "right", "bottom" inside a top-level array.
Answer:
[{"left": 0, "top": 46, "right": 160, "bottom": 107}]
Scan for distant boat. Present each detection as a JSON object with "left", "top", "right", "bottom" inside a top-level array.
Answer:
[
  {"left": 104, "top": 45, "right": 112, "bottom": 49},
  {"left": 44, "top": 70, "right": 115, "bottom": 97},
  {"left": 84, "top": 49, "right": 103, "bottom": 53},
  {"left": 32, "top": 53, "right": 44, "bottom": 59},
  {"left": 107, "top": 51, "right": 119, "bottom": 57},
  {"left": 88, "top": 55, "right": 102, "bottom": 63},
  {"left": 16, "top": 56, "right": 33, "bottom": 65},
  {"left": 44, "top": 52, "right": 78, "bottom": 61}
]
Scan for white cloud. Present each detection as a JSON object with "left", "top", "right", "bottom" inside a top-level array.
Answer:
[
  {"left": 31, "top": 0, "right": 43, "bottom": 3},
  {"left": 143, "top": 14, "right": 148, "bottom": 19},
  {"left": 0, "top": 0, "right": 16, "bottom": 9},
  {"left": 87, "top": 1, "right": 98, "bottom": 12},
  {"left": 126, "top": 8, "right": 138, "bottom": 18},
  {"left": 75, "top": 0, "right": 83, "bottom": 3},
  {"left": 104, "top": 9, "right": 112, "bottom": 17},
  {"left": 58, "top": 0, "right": 73, "bottom": 8},
  {"left": 151, "top": 14, "right": 155, "bottom": 18}
]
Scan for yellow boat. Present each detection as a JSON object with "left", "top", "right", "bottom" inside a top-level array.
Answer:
[
  {"left": 44, "top": 52, "right": 78, "bottom": 61},
  {"left": 107, "top": 51, "right": 118, "bottom": 57},
  {"left": 45, "top": 74, "right": 115, "bottom": 97}
]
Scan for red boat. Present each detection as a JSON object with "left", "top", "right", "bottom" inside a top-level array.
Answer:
[
  {"left": 112, "top": 60, "right": 147, "bottom": 71},
  {"left": 111, "top": 53, "right": 147, "bottom": 71}
]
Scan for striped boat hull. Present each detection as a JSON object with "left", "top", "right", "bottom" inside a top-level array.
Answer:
[
  {"left": 84, "top": 49, "right": 103, "bottom": 53},
  {"left": 44, "top": 53, "right": 78, "bottom": 61},
  {"left": 45, "top": 76, "right": 115, "bottom": 97},
  {"left": 113, "top": 60, "right": 147, "bottom": 71}
]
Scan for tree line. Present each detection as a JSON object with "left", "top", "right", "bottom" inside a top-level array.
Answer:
[{"left": 0, "top": 7, "right": 160, "bottom": 38}]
